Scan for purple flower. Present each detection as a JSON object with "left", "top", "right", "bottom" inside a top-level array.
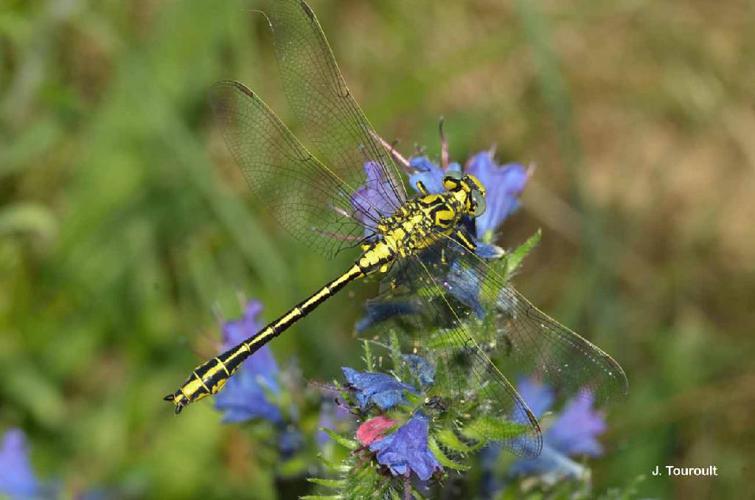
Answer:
[
  {"left": 546, "top": 389, "right": 606, "bottom": 456},
  {"left": 408, "top": 156, "right": 461, "bottom": 195},
  {"left": 355, "top": 300, "right": 420, "bottom": 333},
  {"left": 278, "top": 428, "right": 303, "bottom": 458},
  {"left": 445, "top": 258, "right": 486, "bottom": 318},
  {"left": 509, "top": 378, "right": 606, "bottom": 481},
  {"left": 0, "top": 429, "right": 39, "bottom": 498},
  {"left": 351, "top": 161, "right": 402, "bottom": 232},
  {"left": 369, "top": 412, "right": 442, "bottom": 481},
  {"left": 407, "top": 151, "right": 528, "bottom": 241},
  {"left": 402, "top": 354, "right": 435, "bottom": 387},
  {"left": 342, "top": 367, "right": 417, "bottom": 411},
  {"left": 508, "top": 444, "right": 588, "bottom": 482},
  {"left": 214, "top": 300, "right": 282, "bottom": 424},
  {"left": 317, "top": 399, "right": 352, "bottom": 446},
  {"left": 515, "top": 376, "right": 555, "bottom": 420},
  {"left": 465, "top": 152, "right": 529, "bottom": 240}
]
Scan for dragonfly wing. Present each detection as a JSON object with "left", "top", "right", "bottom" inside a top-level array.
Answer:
[
  {"left": 366, "top": 254, "right": 543, "bottom": 458},
  {"left": 259, "top": 0, "right": 407, "bottom": 213},
  {"left": 372, "top": 235, "right": 628, "bottom": 404},
  {"left": 211, "top": 81, "right": 377, "bottom": 259},
  {"left": 438, "top": 234, "right": 630, "bottom": 404},
  {"left": 363, "top": 236, "right": 627, "bottom": 456}
]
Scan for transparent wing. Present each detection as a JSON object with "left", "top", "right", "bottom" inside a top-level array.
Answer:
[
  {"left": 365, "top": 254, "right": 543, "bottom": 457},
  {"left": 362, "top": 237, "right": 627, "bottom": 457},
  {"left": 437, "top": 234, "right": 629, "bottom": 404},
  {"left": 210, "top": 81, "right": 378, "bottom": 258},
  {"left": 260, "top": 0, "right": 407, "bottom": 212}
]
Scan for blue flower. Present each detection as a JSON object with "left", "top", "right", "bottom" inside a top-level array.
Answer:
[
  {"left": 355, "top": 300, "right": 420, "bottom": 333},
  {"left": 507, "top": 444, "right": 589, "bottom": 483},
  {"left": 445, "top": 258, "right": 486, "bottom": 318},
  {"left": 369, "top": 412, "right": 442, "bottom": 481},
  {"left": 0, "top": 429, "right": 39, "bottom": 498},
  {"left": 509, "top": 378, "right": 606, "bottom": 481},
  {"left": 515, "top": 376, "right": 555, "bottom": 420},
  {"left": 402, "top": 354, "right": 435, "bottom": 388},
  {"left": 342, "top": 367, "right": 417, "bottom": 411},
  {"left": 214, "top": 300, "right": 283, "bottom": 424},
  {"left": 408, "top": 156, "right": 461, "bottom": 195},
  {"left": 278, "top": 428, "right": 304, "bottom": 458},
  {"left": 546, "top": 389, "right": 606, "bottom": 456},
  {"left": 465, "top": 152, "right": 528, "bottom": 240},
  {"left": 317, "top": 398, "right": 352, "bottom": 446},
  {"left": 407, "top": 151, "right": 528, "bottom": 241},
  {"left": 351, "top": 161, "right": 402, "bottom": 232}
]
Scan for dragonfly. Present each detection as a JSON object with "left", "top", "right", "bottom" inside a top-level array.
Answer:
[{"left": 164, "top": 0, "right": 627, "bottom": 457}]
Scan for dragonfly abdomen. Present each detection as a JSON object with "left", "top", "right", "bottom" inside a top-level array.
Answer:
[{"left": 166, "top": 264, "right": 366, "bottom": 413}]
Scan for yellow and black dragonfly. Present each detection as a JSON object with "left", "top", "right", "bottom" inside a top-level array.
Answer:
[{"left": 165, "top": 0, "right": 627, "bottom": 457}]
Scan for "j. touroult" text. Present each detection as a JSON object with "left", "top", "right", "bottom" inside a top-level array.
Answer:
[{"left": 652, "top": 465, "right": 718, "bottom": 477}]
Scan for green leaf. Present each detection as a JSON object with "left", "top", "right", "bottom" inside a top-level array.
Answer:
[
  {"left": 505, "top": 229, "right": 541, "bottom": 276},
  {"left": 426, "top": 329, "right": 469, "bottom": 350},
  {"left": 320, "top": 428, "right": 357, "bottom": 451},
  {"left": 389, "top": 330, "right": 403, "bottom": 373},
  {"left": 362, "top": 339, "right": 375, "bottom": 372},
  {"left": 461, "top": 416, "right": 529, "bottom": 443},
  {"left": 435, "top": 428, "right": 472, "bottom": 453},
  {"left": 307, "top": 478, "right": 346, "bottom": 488},
  {"left": 429, "top": 437, "right": 470, "bottom": 471},
  {"left": 300, "top": 496, "right": 342, "bottom": 500}
]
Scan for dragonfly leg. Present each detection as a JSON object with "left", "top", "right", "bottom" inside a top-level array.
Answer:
[
  {"left": 453, "top": 229, "right": 477, "bottom": 253},
  {"left": 369, "top": 130, "right": 411, "bottom": 171},
  {"left": 415, "top": 180, "right": 429, "bottom": 196}
]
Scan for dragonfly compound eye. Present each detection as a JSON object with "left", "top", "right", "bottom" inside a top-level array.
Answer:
[{"left": 471, "top": 189, "right": 486, "bottom": 217}]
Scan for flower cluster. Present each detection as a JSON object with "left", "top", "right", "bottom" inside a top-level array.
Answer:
[
  {"left": 209, "top": 144, "right": 614, "bottom": 497},
  {"left": 481, "top": 377, "right": 607, "bottom": 496},
  {"left": 340, "top": 355, "right": 443, "bottom": 483},
  {"left": 510, "top": 378, "right": 606, "bottom": 479}
]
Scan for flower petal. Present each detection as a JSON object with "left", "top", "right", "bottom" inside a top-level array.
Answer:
[
  {"left": 516, "top": 377, "right": 554, "bottom": 420},
  {"left": 402, "top": 354, "right": 435, "bottom": 387},
  {"left": 214, "top": 346, "right": 283, "bottom": 424},
  {"left": 509, "top": 443, "right": 589, "bottom": 483},
  {"left": 222, "top": 300, "right": 264, "bottom": 348},
  {"left": 466, "top": 152, "right": 528, "bottom": 238},
  {"left": 369, "top": 412, "right": 442, "bottom": 481},
  {"left": 356, "top": 416, "right": 397, "bottom": 446},
  {"left": 351, "top": 162, "right": 401, "bottom": 232},
  {"left": 215, "top": 301, "right": 282, "bottom": 424},
  {"left": 355, "top": 300, "right": 419, "bottom": 333},
  {"left": 0, "top": 429, "right": 39, "bottom": 498},
  {"left": 342, "top": 367, "right": 417, "bottom": 411},
  {"left": 408, "top": 156, "right": 445, "bottom": 194},
  {"left": 546, "top": 389, "right": 606, "bottom": 456}
]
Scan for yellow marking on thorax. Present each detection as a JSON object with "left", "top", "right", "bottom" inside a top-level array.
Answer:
[{"left": 359, "top": 242, "right": 393, "bottom": 270}]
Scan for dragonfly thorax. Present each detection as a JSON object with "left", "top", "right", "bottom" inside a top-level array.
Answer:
[{"left": 357, "top": 174, "right": 486, "bottom": 274}]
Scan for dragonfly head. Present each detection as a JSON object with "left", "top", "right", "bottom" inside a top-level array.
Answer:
[{"left": 443, "top": 172, "right": 487, "bottom": 218}]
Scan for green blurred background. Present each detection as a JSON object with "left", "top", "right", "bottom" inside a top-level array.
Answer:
[{"left": 2, "top": 0, "right": 753, "bottom": 498}]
